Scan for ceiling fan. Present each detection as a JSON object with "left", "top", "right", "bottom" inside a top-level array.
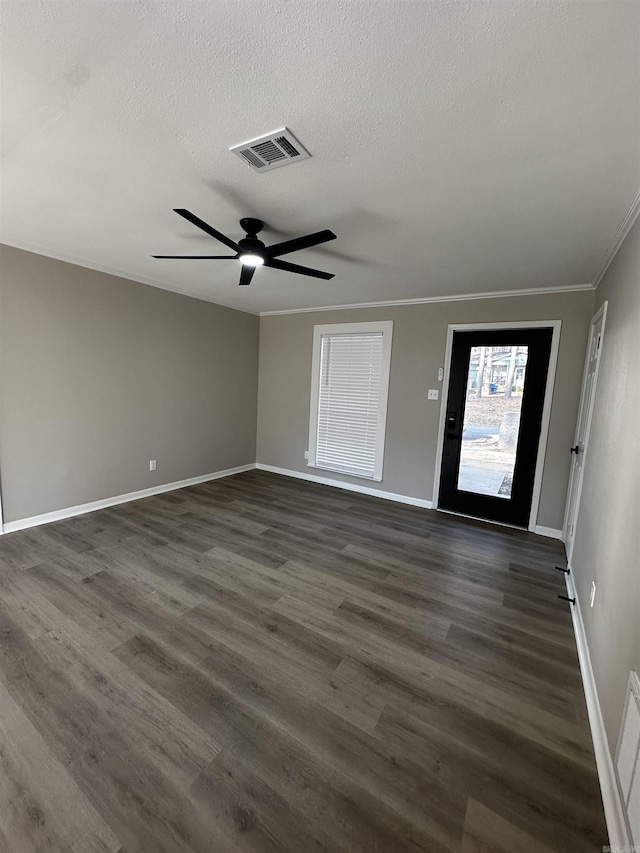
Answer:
[{"left": 153, "top": 209, "right": 337, "bottom": 286}]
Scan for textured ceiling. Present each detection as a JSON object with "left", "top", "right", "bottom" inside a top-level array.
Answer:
[{"left": 1, "top": 1, "right": 639, "bottom": 314}]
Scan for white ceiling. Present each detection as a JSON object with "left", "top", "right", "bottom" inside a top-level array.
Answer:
[{"left": 1, "top": 1, "right": 638, "bottom": 315}]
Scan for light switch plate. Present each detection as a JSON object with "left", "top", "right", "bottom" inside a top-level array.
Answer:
[{"left": 428, "top": 389, "right": 439, "bottom": 400}]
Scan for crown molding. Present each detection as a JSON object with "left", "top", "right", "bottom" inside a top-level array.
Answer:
[
  {"left": 0, "top": 238, "right": 260, "bottom": 316},
  {"left": 258, "top": 283, "right": 595, "bottom": 316},
  {"left": 591, "top": 188, "right": 640, "bottom": 289},
  {"left": 13, "top": 195, "right": 640, "bottom": 320}
]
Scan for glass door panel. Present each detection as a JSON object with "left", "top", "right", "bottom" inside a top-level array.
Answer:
[{"left": 457, "top": 345, "right": 529, "bottom": 499}]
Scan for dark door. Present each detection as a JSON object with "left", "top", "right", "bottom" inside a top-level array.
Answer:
[{"left": 438, "top": 328, "right": 553, "bottom": 527}]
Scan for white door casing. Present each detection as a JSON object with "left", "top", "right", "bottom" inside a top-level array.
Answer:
[{"left": 563, "top": 302, "right": 608, "bottom": 560}]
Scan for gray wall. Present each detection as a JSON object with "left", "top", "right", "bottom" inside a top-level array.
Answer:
[
  {"left": 257, "top": 290, "right": 595, "bottom": 530},
  {"left": 4, "top": 232, "right": 635, "bottom": 757},
  {"left": 0, "top": 246, "right": 259, "bottom": 523},
  {"left": 571, "top": 217, "right": 640, "bottom": 752}
]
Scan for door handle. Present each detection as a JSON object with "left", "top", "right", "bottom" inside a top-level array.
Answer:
[
  {"left": 570, "top": 445, "right": 580, "bottom": 454},
  {"left": 446, "top": 411, "right": 458, "bottom": 435}
]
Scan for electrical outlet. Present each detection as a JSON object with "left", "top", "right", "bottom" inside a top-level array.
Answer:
[
  {"left": 428, "top": 389, "right": 439, "bottom": 401},
  {"left": 590, "top": 581, "right": 596, "bottom": 607},
  {"left": 149, "top": 459, "right": 157, "bottom": 471},
  {"left": 304, "top": 450, "right": 309, "bottom": 460}
]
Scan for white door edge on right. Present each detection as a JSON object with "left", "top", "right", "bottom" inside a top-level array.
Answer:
[{"left": 563, "top": 302, "right": 608, "bottom": 561}]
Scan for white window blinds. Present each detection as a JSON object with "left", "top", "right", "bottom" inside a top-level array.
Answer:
[{"left": 309, "top": 323, "right": 393, "bottom": 481}]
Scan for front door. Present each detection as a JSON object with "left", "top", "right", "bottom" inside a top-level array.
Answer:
[{"left": 438, "top": 327, "right": 553, "bottom": 527}]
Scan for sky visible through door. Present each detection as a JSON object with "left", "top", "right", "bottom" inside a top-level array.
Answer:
[{"left": 457, "top": 345, "right": 529, "bottom": 499}]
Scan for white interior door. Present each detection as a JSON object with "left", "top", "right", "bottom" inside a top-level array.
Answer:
[{"left": 563, "top": 302, "right": 607, "bottom": 560}]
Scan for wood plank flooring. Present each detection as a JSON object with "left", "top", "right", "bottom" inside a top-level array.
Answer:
[{"left": 0, "top": 470, "right": 606, "bottom": 852}]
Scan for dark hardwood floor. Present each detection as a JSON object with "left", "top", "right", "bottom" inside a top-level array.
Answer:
[{"left": 0, "top": 470, "right": 606, "bottom": 852}]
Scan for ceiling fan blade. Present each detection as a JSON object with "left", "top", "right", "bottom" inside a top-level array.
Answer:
[
  {"left": 152, "top": 255, "right": 237, "bottom": 259},
  {"left": 265, "top": 258, "right": 334, "bottom": 280},
  {"left": 267, "top": 229, "right": 337, "bottom": 258},
  {"left": 173, "top": 209, "right": 240, "bottom": 252},
  {"left": 239, "top": 265, "right": 256, "bottom": 286}
]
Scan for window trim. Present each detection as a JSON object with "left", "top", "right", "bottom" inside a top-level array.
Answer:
[{"left": 307, "top": 320, "right": 393, "bottom": 482}]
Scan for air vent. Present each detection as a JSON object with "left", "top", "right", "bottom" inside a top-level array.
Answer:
[{"left": 230, "top": 128, "right": 311, "bottom": 173}]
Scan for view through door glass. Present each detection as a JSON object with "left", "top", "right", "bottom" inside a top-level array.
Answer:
[{"left": 457, "top": 345, "right": 529, "bottom": 499}]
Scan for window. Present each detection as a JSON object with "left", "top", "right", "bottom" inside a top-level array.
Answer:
[{"left": 308, "top": 321, "right": 393, "bottom": 481}]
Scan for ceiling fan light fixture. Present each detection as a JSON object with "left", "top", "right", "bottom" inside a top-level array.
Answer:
[
  {"left": 153, "top": 211, "right": 336, "bottom": 284},
  {"left": 238, "top": 253, "right": 265, "bottom": 267}
]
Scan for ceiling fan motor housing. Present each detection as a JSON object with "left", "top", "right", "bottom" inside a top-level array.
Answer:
[
  {"left": 237, "top": 236, "right": 266, "bottom": 255},
  {"left": 238, "top": 219, "right": 266, "bottom": 258}
]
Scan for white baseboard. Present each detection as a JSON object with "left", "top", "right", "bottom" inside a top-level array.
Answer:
[
  {"left": 534, "top": 525, "right": 563, "bottom": 540},
  {"left": 255, "top": 463, "right": 432, "bottom": 509},
  {"left": 565, "top": 570, "right": 630, "bottom": 849},
  {"left": 1, "top": 463, "right": 256, "bottom": 534}
]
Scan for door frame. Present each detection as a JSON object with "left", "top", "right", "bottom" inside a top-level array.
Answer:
[
  {"left": 432, "top": 320, "right": 562, "bottom": 533},
  {"left": 562, "top": 301, "right": 608, "bottom": 560}
]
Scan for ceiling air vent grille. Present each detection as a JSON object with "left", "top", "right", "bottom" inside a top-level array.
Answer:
[{"left": 230, "top": 128, "right": 311, "bottom": 173}]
